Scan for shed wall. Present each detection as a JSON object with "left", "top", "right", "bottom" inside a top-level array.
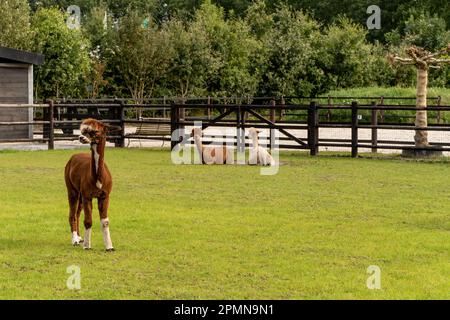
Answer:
[{"left": 0, "top": 65, "right": 32, "bottom": 140}]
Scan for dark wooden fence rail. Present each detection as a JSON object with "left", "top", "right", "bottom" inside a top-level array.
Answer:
[{"left": 1, "top": 97, "right": 450, "bottom": 157}]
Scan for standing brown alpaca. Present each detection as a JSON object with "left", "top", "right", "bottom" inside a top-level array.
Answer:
[{"left": 64, "top": 118, "right": 114, "bottom": 251}]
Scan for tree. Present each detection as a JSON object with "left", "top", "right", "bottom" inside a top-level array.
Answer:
[
  {"left": 106, "top": 0, "right": 157, "bottom": 18},
  {"left": 245, "top": 0, "right": 273, "bottom": 40},
  {"left": 28, "top": 0, "right": 158, "bottom": 18},
  {"left": 387, "top": 11, "right": 450, "bottom": 52},
  {"left": 110, "top": 10, "right": 173, "bottom": 101},
  {"left": 389, "top": 45, "right": 450, "bottom": 148},
  {"left": 0, "top": 0, "right": 33, "bottom": 50},
  {"left": 165, "top": 18, "right": 213, "bottom": 98},
  {"left": 82, "top": 4, "right": 112, "bottom": 98},
  {"left": 192, "top": 0, "right": 261, "bottom": 97},
  {"left": 260, "top": 5, "right": 324, "bottom": 97},
  {"left": 319, "top": 17, "right": 374, "bottom": 91},
  {"left": 32, "top": 7, "right": 91, "bottom": 99}
]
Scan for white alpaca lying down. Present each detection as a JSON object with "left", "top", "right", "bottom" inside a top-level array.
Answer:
[{"left": 248, "top": 127, "right": 275, "bottom": 166}]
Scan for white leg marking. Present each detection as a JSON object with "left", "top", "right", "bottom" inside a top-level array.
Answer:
[
  {"left": 72, "top": 231, "right": 81, "bottom": 245},
  {"left": 101, "top": 218, "right": 113, "bottom": 250},
  {"left": 96, "top": 180, "right": 103, "bottom": 189},
  {"left": 83, "top": 228, "right": 92, "bottom": 249}
]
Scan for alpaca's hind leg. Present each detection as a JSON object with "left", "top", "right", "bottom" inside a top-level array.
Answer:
[
  {"left": 68, "top": 193, "right": 82, "bottom": 246},
  {"left": 75, "top": 196, "right": 83, "bottom": 243},
  {"left": 99, "top": 196, "right": 114, "bottom": 251},
  {"left": 82, "top": 198, "right": 93, "bottom": 250}
]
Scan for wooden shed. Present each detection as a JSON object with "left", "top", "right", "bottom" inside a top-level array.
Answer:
[{"left": 0, "top": 46, "right": 44, "bottom": 140}]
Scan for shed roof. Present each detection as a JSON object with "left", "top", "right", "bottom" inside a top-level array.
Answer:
[{"left": 0, "top": 46, "right": 45, "bottom": 65}]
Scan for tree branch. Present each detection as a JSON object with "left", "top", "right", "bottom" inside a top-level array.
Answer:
[
  {"left": 424, "top": 44, "right": 450, "bottom": 60},
  {"left": 389, "top": 55, "right": 415, "bottom": 65}
]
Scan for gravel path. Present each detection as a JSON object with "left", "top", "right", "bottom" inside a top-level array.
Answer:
[{"left": 2, "top": 125, "right": 449, "bottom": 156}]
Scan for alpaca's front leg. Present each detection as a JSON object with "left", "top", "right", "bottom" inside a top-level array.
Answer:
[
  {"left": 249, "top": 148, "right": 258, "bottom": 165},
  {"left": 83, "top": 198, "right": 93, "bottom": 250},
  {"left": 68, "top": 193, "right": 82, "bottom": 246},
  {"left": 99, "top": 197, "right": 114, "bottom": 251}
]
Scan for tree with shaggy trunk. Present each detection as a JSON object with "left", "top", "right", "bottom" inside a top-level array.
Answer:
[{"left": 388, "top": 44, "right": 450, "bottom": 147}]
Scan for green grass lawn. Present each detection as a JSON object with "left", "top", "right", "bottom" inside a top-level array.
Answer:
[
  {"left": 0, "top": 148, "right": 449, "bottom": 299},
  {"left": 324, "top": 87, "right": 450, "bottom": 105}
]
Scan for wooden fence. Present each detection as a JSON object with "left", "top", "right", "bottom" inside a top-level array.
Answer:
[{"left": 1, "top": 96, "right": 450, "bottom": 157}]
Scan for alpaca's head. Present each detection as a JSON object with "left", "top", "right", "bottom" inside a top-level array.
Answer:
[
  {"left": 79, "top": 118, "right": 107, "bottom": 145},
  {"left": 248, "top": 127, "right": 261, "bottom": 138},
  {"left": 190, "top": 128, "right": 203, "bottom": 138}
]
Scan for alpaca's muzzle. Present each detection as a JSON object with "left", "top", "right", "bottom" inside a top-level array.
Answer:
[{"left": 79, "top": 135, "right": 91, "bottom": 144}]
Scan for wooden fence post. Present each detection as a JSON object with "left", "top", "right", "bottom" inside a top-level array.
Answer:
[
  {"left": 207, "top": 96, "right": 211, "bottom": 120},
  {"left": 307, "top": 101, "right": 319, "bottom": 156},
  {"left": 270, "top": 99, "right": 276, "bottom": 150},
  {"left": 48, "top": 100, "right": 54, "bottom": 150},
  {"left": 170, "top": 102, "right": 179, "bottom": 150},
  {"left": 279, "top": 96, "right": 285, "bottom": 121},
  {"left": 116, "top": 100, "right": 125, "bottom": 148},
  {"left": 437, "top": 96, "right": 442, "bottom": 124},
  {"left": 179, "top": 99, "right": 186, "bottom": 142},
  {"left": 327, "top": 96, "right": 332, "bottom": 122},
  {"left": 351, "top": 101, "right": 358, "bottom": 158},
  {"left": 236, "top": 105, "right": 244, "bottom": 153},
  {"left": 371, "top": 101, "right": 378, "bottom": 154}
]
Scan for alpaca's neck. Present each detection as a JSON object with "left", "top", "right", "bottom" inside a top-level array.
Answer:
[
  {"left": 250, "top": 133, "right": 259, "bottom": 148},
  {"left": 91, "top": 137, "right": 106, "bottom": 186},
  {"left": 193, "top": 134, "right": 203, "bottom": 155}
]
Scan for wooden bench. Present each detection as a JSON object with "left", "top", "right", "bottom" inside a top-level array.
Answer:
[{"left": 127, "top": 118, "right": 171, "bottom": 147}]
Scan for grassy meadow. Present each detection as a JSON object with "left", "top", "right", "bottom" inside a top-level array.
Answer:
[
  {"left": 325, "top": 87, "right": 450, "bottom": 104},
  {"left": 0, "top": 148, "right": 449, "bottom": 299}
]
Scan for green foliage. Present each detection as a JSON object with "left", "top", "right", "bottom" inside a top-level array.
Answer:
[
  {"left": 81, "top": 5, "right": 117, "bottom": 98},
  {"left": 29, "top": 0, "right": 157, "bottom": 18},
  {"left": 7, "top": 0, "right": 448, "bottom": 100},
  {"left": 108, "top": 10, "right": 173, "bottom": 100},
  {"left": 191, "top": 0, "right": 261, "bottom": 97},
  {"left": 32, "top": 7, "right": 91, "bottom": 99},
  {"left": 319, "top": 17, "right": 373, "bottom": 90},
  {"left": 261, "top": 5, "right": 324, "bottom": 96},
  {"left": 387, "top": 11, "right": 450, "bottom": 52},
  {"left": 0, "top": 0, "right": 33, "bottom": 50},
  {"left": 82, "top": 4, "right": 110, "bottom": 52},
  {"left": 164, "top": 18, "right": 213, "bottom": 97},
  {"left": 245, "top": 0, "right": 273, "bottom": 39},
  {"left": 106, "top": 0, "right": 157, "bottom": 18},
  {"left": 281, "top": 0, "right": 450, "bottom": 43}
]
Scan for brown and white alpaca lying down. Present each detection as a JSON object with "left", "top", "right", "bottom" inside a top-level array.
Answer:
[
  {"left": 64, "top": 118, "right": 115, "bottom": 251},
  {"left": 248, "top": 127, "right": 276, "bottom": 166},
  {"left": 191, "top": 128, "right": 234, "bottom": 164}
]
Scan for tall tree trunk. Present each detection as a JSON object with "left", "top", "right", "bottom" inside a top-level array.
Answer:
[
  {"left": 390, "top": 44, "right": 450, "bottom": 150},
  {"left": 414, "top": 67, "right": 428, "bottom": 147}
]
